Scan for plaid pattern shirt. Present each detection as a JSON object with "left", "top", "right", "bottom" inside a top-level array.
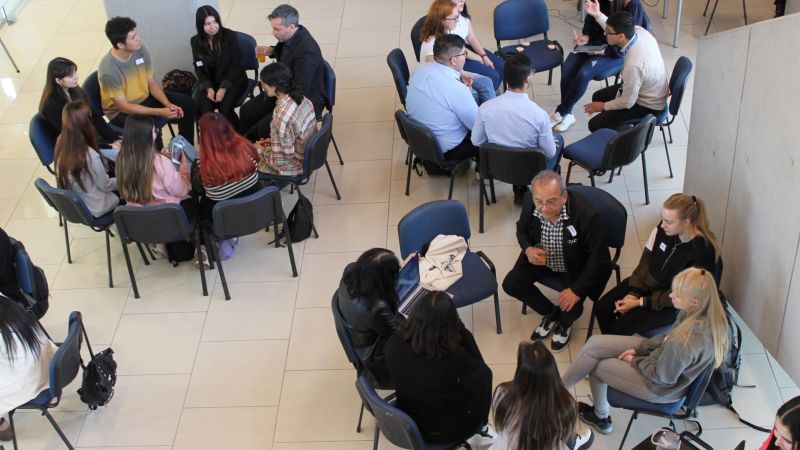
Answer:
[
  {"left": 533, "top": 206, "right": 570, "bottom": 273},
  {"left": 260, "top": 95, "right": 317, "bottom": 176}
]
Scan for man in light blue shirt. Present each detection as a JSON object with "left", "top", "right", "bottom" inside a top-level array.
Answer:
[
  {"left": 406, "top": 34, "right": 479, "bottom": 162},
  {"left": 472, "top": 54, "right": 564, "bottom": 204}
]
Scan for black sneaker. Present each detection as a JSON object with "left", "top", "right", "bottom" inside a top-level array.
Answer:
[
  {"left": 578, "top": 401, "right": 613, "bottom": 435},
  {"left": 550, "top": 323, "right": 572, "bottom": 353},
  {"left": 531, "top": 315, "right": 556, "bottom": 341}
]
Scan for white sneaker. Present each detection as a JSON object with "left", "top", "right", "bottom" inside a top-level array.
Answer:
[
  {"left": 572, "top": 427, "right": 594, "bottom": 450},
  {"left": 554, "top": 113, "right": 576, "bottom": 132},
  {"left": 550, "top": 111, "right": 564, "bottom": 127},
  {"left": 467, "top": 424, "right": 495, "bottom": 448}
]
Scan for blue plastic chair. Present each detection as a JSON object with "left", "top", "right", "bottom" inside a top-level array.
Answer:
[
  {"left": 34, "top": 178, "right": 116, "bottom": 288},
  {"left": 410, "top": 16, "right": 426, "bottom": 62},
  {"left": 387, "top": 48, "right": 410, "bottom": 107},
  {"left": 8, "top": 311, "right": 84, "bottom": 450},
  {"left": 321, "top": 60, "right": 344, "bottom": 166},
  {"left": 29, "top": 115, "right": 57, "bottom": 174},
  {"left": 655, "top": 56, "right": 693, "bottom": 179},
  {"left": 397, "top": 200, "right": 502, "bottom": 334},
  {"left": 355, "top": 375, "right": 471, "bottom": 450},
  {"left": 493, "top": 0, "right": 563, "bottom": 86},
  {"left": 608, "top": 363, "right": 715, "bottom": 450}
]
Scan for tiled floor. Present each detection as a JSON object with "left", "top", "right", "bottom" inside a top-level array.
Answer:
[{"left": 2, "top": 0, "right": 795, "bottom": 449}]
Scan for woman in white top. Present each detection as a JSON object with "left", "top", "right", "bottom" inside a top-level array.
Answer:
[
  {"left": 0, "top": 296, "right": 57, "bottom": 442},
  {"left": 449, "top": 0, "right": 505, "bottom": 91},
  {"left": 419, "top": 0, "right": 496, "bottom": 104},
  {"left": 54, "top": 101, "right": 119, "bottom": 218}
]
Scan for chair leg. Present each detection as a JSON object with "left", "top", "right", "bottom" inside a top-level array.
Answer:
[
  {"left": 281, "top": 216, "right": 299, "bottom": 277},
  {"left": 448, "top": 172, "right": 455, "bottom": 200},
  {"left": 522, "top": 303, "right": 527, "bottom": 315},
  {"left": 43, "top": 411, "right": 75, "bottom": 450},
  {"left": 357, "top": 402, "right": 365, "bottom": 432},
  {"left": 586, "top": 309, "right": 596, "bottom": 341},
  {"left": 565, "top": 161, "right": 574, "bottom": 184},
  {"left": 615, "top": 265, "right": 621, "bottom": 284},
  {"left": 547, "top": 68, "right": 553, "bottom": 85},
  {"left": 324, "top": 161, "right": 342, "bottom": 200},
  {"left": 608, "top": 169, "right": 615, "bottom": 183},
  {"left": 135, "top": 242, "right": 150, "bottom": 265},
  {"left": 705, "top": 0, "right": 720, "bottom": 35},
  {"left": 63, "top": 220, "right": 72, "bottom": 264},
  {"left": 742, "top": 0, "right": 748, "bottom": 24},
  {"left": 373, "top": 424, "right": 380, "bottom": 450},
  {"left": 479, "top": 178, "right": 485, "bottom": 233},
  {"left": 167, "top": 123, "right": 176, "bottom": 137},
  {"left": 589, "top": 174, "right": 596, "bottom": 187},
  {"left": 641, "top": 151, "right": 650, "bottom": 205},
  {"left": 105, "top": 229, "right": 113, "bottom": 288},
  {"left": 667, "top": 123, "right": 674, "bottom": 143},
  {"left": 58, "top": 213, "right": 63, "bottom": 227},
  {"left": 494, "top": 291, "right": 502, "bottom": 334},
  {"left": 196, "top": 232, "right": 208, "bottom": 297},
  {"left": 661, "top": 126, "right": 674, "bottom": 178},
  {"left": 703, "top": 0, "right": 711, "bottom": 15},
  {"left": 405, "top": 153, "right": 413, "bottom": 196},
  {"left": 9, "top": 409, "right": 17, "bottom": 450},
  {"left": 120, "top": 241, "right": 139, "bottom": 299},
  {"left": 618, "top": 411, "right": 638, "bottom": 450},
  {"left": 489, "top": 177, "right": 497, "bottom": 204},
  {"left": 206, "top": 230, "right": 229, "bottom": 300},
  {"left": 331, "top": 134, "right": 344, "bottom": 165}
]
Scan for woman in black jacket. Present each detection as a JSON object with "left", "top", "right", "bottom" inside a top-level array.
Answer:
[
  {"left": 385, "top": 290, "right": 493, "bottom": 445},
  {"left": 190, "top": 5, "right": 247, "bottom": 128},
  {"left": 593, "top": 193, "right": 720, "bottom": 335},
  {"left": 335, "top": 248, "right": 402, "bottom": 386},
  {"left": 38, "top": 57, "right": 120, "bottom": 147}
]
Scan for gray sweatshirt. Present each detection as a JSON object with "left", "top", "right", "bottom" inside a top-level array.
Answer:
[{"left": 632, "top": 314, "right": 715, "bottom": 400}]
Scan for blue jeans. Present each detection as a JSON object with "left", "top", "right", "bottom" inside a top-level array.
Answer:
[
  {"left": 467, "top": 71, "right": 496, "bottom": 105},
  {"left": 556, "top": 52, "right": 623, "bottom": 116},
  {"left": 464, "top": 50, "right": 505, "bottom": 91}
]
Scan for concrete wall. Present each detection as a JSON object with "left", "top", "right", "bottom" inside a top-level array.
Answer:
[
  {"left": 103, "top": 0, "right": 220, "bottom": 81},
  {"left": 684, "top": 13, "right": 800, "bottom": 383}
]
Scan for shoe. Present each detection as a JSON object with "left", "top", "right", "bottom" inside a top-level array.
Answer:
[
  {"left": 194, "top": 245, "right": 210, "bottom": 270},
  {"left": 531, "top": 315, "right": 556, "bottom": 341},
  {"left": 148, "top": 243, "right": 168, "bottom": 259},
  {"left": 0, "top": 418, "right": 13, "bottom": 442},
  {"left": 467, "top": 424, "right": 495, "bottom": 447},
  {"left": 578, "top": 401, "right": 613, "bottom": 435},
  {"left": 554, "top": 113, "right": 576, "bottom": 132},
  {"left": 550, "top": 111, "right": 564, "bottom": 127},
  {"left": 551, "top": 323, "right": 572, "bottom": 353},
  {"left": 572, "top": 426, "right": 594, "bottom": 450},
  {"left": 512, "top": 186, "right": 528, "bottom": 205}
]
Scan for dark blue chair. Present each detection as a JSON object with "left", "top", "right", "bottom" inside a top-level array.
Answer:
[
  {"left": 8, "top": 311, "right": 84, "bottom": 450},
  {"left": 113, "top": 203, "right": 208, "bottom": 299},
  {"left": 410, "top": 16, "right": 426, "bottom": 62},
  {"left": 563, "top": 115, "right": 657, "bottom": 204},
  {"left": 234, "top": 31, "right": 261, "bottom": 107},
  {"left": 493, "top": 0, "right": 563, "bottom": 86},
  {"left": 29, "top": 115, "right": 57, "bottom": 175},
  {"left": 34, "top": 178, "right": 116, "bottom": 288},
  {"left": 203, "top": 187, "right": 298, "bottom": 301},
  {"left": 387, "top": 48, "right": 410, "bottom": 107},
  {"left": 608, "top": 363, "right": 715, "bottom": 450},
  {"left": 395, "top": 110, "right": 469, "bottom": 201},
  {"left": 398, "top": 200, "right": 502, "bottom": 334},
  {"left": 654, "top": 56, "right": 693, "bottom": 179},
  {"left": 355, "top": 375, "right": 471, "bottom": 450},
  {"left": 321, "top": 60, "right": 344, "bottom": 166}
]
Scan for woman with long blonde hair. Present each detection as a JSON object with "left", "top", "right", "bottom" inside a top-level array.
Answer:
[
  {"left": 563, "top": 267, "right": 729, "bottom": 435},
  {"left": 593, "top": 193, "right": 720, "bottom": 335}
]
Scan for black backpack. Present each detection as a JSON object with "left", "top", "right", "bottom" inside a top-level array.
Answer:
[
  {"left": 162, "top": 69, "right": 197, "bottom": 97},
  {"left": 285, "top": 191, "right": 314, "bottom": 242},
  {"left": 77, "top": 323, "right": 117, "bottom": 410},
  {"left": 10, "top": 239, "right": 49, "bottom": 319}
]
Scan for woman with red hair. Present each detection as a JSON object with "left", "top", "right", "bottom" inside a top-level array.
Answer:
[{"left": 197, "top": 112, "right": 261, "bottom": 220}]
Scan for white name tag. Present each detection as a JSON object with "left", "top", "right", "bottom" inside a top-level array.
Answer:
[
  {"left": 135, "top": 58, "right": 144, "bottom": 65},
  {"left": 567, "top": 225, "right": 577, "bottom": 237},
  {"left": 659, "top": 242, "right": 667, "bottom": 251},
  {"left": 195, "top": 61, "right": 203, "bottom": 67}
]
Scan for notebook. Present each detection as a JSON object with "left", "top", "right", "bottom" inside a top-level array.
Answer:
[{"left": 573, "top": 44, "right": 607, "bottom": 53}]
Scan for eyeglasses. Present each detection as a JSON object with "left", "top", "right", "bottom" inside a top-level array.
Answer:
[
  {"left": 533, "top": 198, "right": 561, "bottom": 208},
  {"left": 444, "top": 14, "right": 460, "bottom": 21},
  {"left": 452, "top": 50, "right": 468, "bottom": 59}
]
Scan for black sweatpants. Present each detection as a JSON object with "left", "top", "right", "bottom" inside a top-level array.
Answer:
[
  {"left": 110, "top": 92, "right": 196, "bottom": 149},
  {"left": 592, "top": 278, "right": 678, "bottom": 335},
  {"left": 588, "top": 84, "right": 664, "bottom": 132}
]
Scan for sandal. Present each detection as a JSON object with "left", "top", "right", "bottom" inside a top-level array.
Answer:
[{"left": 194, "top": 245, "right": 210, "bottom": 270}]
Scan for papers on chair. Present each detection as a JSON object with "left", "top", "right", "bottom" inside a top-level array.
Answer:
[{"left": 573, "top": 44, "right": 607, "bottom": 53}]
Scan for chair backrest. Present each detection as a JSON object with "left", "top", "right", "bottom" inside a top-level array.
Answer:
[
  {"left": 82, "top": 71, "right": 105, "bottom": 118},
  {"left": 566, "top": 185, "right": 627, "bottom": 250},
  {"left": 682, "top": 363, "right": 716, "bottom": 415},
  {"left": 29, "top": 115, "right": 57, "bottom": 168},
  {"left": 668, "top": 56, "right": 693, "bottom": 117},
  {"left": 355, "top": 375, "right": 426, "bottom": 449},
  {"left": 479, "top": 143, "right": 548, "bottom": 187},
  {"left": 33, "top": 178, "right": 98, "bottom": 227},
  {"left": 397, "top": 200, "right": 470, "bottom": 259},
  {"left": 394, "top": 110, "right": 445, "bottom": 167},
  {"left": 9, "top": 237, "right": 35, "bottom": 297},
  {"left": 49, "top": 311, "right": 84, "bottom": 400},
  {"left": 386, "top": 48, "right": 410, "bottom": 107},
  {"left": 113, "top": 204, "right": 193, "bottom": 245},
  {"left": 642, "top": 12, "right": 653, "bottom": 33},
  {"left": 236, "top": 31, "right": 259, "bottom": 73},
  {"left": 493, "top": 0, "right": 550, "bottom": 44},
  {"left": 410, "top": 16, "right": 426, "bottom": 62},
  {"left": 211, "top": 186, "right": 284, "bottom": 240},
  {"left": 394, "top": 109, "right": 408, "bottom": 143},
  {"left": 602, "top": 114, "right": 657, "bottom": 170},
  {"left": 323, "top": 60, "right": 336, "bottom": 111},
  {"left": 331, "top": 292, "right": 366, "bottom": 373},
  {"left": 303, "top": 113, "right": 334, "bottom": 177}
]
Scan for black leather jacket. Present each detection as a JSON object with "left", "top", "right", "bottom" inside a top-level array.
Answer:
[{"left": 335, "top": 263, "right": 401, "bottom": 385}]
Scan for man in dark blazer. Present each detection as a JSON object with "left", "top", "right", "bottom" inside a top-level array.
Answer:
[
  {"left": 502, "top": 170, "right": 612, "bottom": 352},
  {"left": 239, "top": 4, "right": 327, "bottom": 139}
]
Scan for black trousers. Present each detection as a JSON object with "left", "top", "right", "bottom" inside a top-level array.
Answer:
[
  {"left": 238, "top": 92, "right": 277, "bottom": 140},
  {"left": 592, "top": 278, "right": 678, "bottom": 335},
  {"left": 502, "top": 252, "right": 585, "bottom": 328},
  {"left": 196, "top": 77, "right": 247, "bottom": 129},
  {"left": 110, "top": 92, "right": 196, "bottom": 148},
  {"left": 444, "top": 132, "right": 480, "bottom": 162},
  {"left": 588, "top": 84, "right": 664, "bottom": 132}
]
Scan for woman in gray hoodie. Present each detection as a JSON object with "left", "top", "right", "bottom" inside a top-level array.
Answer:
[{"left": 562, "top": 267, "right": 729, "bottom": 435}]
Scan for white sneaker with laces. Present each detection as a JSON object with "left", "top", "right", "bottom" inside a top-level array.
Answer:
[
  {"left": 550, "top": 111, "right": 564, "bottom": 127},
  {"left": 554, "top": 113, "right": 576, "bottom": 132}
]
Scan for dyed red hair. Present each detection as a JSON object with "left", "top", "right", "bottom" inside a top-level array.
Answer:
[{"left": 197, "top": 112, "right": 259, "bottom": 186}]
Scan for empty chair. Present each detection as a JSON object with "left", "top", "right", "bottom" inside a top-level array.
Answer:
[
  {"left": 410, "top": 16, "right": 426, "bottom": 62},
  {"left": 493, "top": 0, "right": 563, "bottom": 86},
  {"left": 654, "top": 56, "right": 693, "bottom": 177},
  {"left": 113, "top": 204, "right": 208, "bottom": 299},
  {"left": 398, "top": 200, "right": 502, "bottom": 334},
  {"left": 321, "top": 60, "right": 344, "bottom": 165},
  {"left": 234, "top": 31, "right": 261, "bottom": 107},
  {"left": 387, "top": 48, "right": 411, "bottom": 107},
  {"left": 203, "top": 187, "right": 298, "bottom": 300},
  {"left": 29, "top": 115, "right": 58, "bottom": 175},
  {"left": 562, "top": 115, "right": 657, "bottom": 204},
  {"left": 477, "top": 143, "right": 549, "bottom": 233},
  {"left": 8, "top": 311, "right": 84, "bottom": 450},
  {"left": 34, "top": 178, "right": 115, "bottom": 288}
]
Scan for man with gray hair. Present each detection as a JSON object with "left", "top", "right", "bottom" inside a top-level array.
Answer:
[
  {"left": 503, "top": 170, "right": 611, "bottom": 352},
  {"left": 239, "top": 4, "right": 326, "bottom": 139}
]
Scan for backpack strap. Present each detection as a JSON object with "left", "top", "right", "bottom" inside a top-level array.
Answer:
[{"left": 725, "top": 403, "right": 771, "bottom": 433}]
